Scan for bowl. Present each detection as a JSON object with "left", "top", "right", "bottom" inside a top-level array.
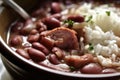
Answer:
[{"left": 0, "top": 0, "right": 120, "bottom": 80}]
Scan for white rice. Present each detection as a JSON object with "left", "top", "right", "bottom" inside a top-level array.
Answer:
[
  {"left": 63, "top": 2, "right": 120, "bottom": 68},
  {"left": 77, "top": 3, "right": 120, "bottom": 67}
]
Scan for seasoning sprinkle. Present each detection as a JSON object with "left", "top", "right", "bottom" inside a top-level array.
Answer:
[
  {"left": 64, "top": 20, "right": 75, "bottom": 27},
  {"left": 69, "top": 66, "right": 76, "bottom": 71},
  {"left": 88, "top": 43, "right": 94, "bottom": 51},
  {"left": 106, "top": 11, "right": 111, "bottom": 16},
  {"left": 85, "top": 15, "right": 93, "bottom": 22}
]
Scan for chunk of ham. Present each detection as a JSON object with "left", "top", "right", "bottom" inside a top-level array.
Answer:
[{"left": 40, "top": 27, "right": 79, "bottom": 50}]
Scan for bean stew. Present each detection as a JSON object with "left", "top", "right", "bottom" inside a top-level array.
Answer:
[{"left": 8, "top": 0, "right": 120, "bottom": 74}]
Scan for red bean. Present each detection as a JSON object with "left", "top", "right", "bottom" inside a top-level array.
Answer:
[
  {"left": 67, "top": 15, "right": 84, "bottom": 22},
  {"left": 39, "top": 31, "right": 49, "bottom": 36},
  {"left": 48, "top": 54, "right": 60, "bottom": 65},
  {"left": 27, "top": 33, "right": 40, "bottom": 43},
  {"left": 51, "top": 2, "right": 62, "bottom": 13},
  {"left": 52, "top": 47, "right": 65, "bottom": 59},
  {"left": 102, "top": 68, "right": 117, "bottom": 74},
  {"left": 9, "top": 35, "right": 23, "bottom": 46},
  {"left": 36, "top": 21, "right": 47, "bottom": 32},
  {"left": 64, "top": 54, "right": 94, "bottom": 68},
  {"left": 39, "top": 27, "right": 46, "bottom": 33},
  {"left": 16, "top": 49, "right": 30, "bottom": 59},
  {"left": 20, "top": 19, "right": 35, "bottom": 35},
  {"left": 32, "top": 42, "right": 49, "bottom": 55},
  {"left": 42, "top": 17, "right": 60, "bottom": 29},
  {"left": 40, "top": 37, "right": 54, "bottom": 50},
  {"left": 81, "top": 63, "right": 102, "bottom": 74},
  {"left": 28, "top": 48, "right": 46, "bottom": 62},
  {"left": 20, "top": 24, "right": 36, "bottom": 35},
  {"left": 30, "top": 29, "right": 38, "bottom": 35}
]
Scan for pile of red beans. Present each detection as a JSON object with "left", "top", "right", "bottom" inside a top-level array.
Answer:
[{"left": 8, "top": 0, "right": 118, "bottom": 74}]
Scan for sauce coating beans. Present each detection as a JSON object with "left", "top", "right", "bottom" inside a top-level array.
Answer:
[
  {"left": 28, "top": 48, "right": 46, "bottom": 62},
  {"left": 51, "top": 2, "right": 62, "bottom": 13},
  {"left": 81, "top": 63, "right": 102, "bottom": 74},
  {"left": 48, "top": 54, "right": 60, "bottom": 65},
  {"left": 42, "top": 17, "right": 61, "bottom": 29},
  {"left": 64, "top": 54, "right": 94, "bottom": 68},
  {"left": 67, "top": 15, "right": 84, "bottom": 23},
  {"left": 16, "top": 49, "right": 30, "bottom": 59},
  {"left": 27, "top": 33, "right": 40, "bottom": 43},
  {"left": 52, "top": 47, "right": 65, "bottom": 59},
  {"left": 8, "top": 1, "right": 120, "bottom": 74},
  {"left": 32, "top": 42, "right": 49, "bottom": 55},
  {"left": 9, "top": 35, "right": 23, "bottom": 46}
]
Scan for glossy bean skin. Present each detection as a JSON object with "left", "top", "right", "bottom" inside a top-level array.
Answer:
[
  {"left": 20, "top": 19, "right": 36, "bottom": 35},
  {"left": 64, "top": 54, "right": 94, "bottom": 68},
  {"left": 51, "top": 2, "right": 62, "bottom": 13},
  {"left": 32, "top": 42, "right": 49, "bottom": 55},
  {"left": 16, "top": 49, "right": 30, "bottom": 59},
  {"left": 102, "top": 68, "right": 117, "bottom": 74},
  {"left": 27, "top": 33, "right": 40, "bottom": 43},
  {"left": 28, "top": 48, "right": 46, "bottom": 62},
  {"left": 42, "top": 17, "right": 60, "bottom": 29},
  {"left": 29, "top": 29, "right": 38, "bottom": 35},
  {"left": 81, "top": 63, "right": 102, "bottom": 74},
  {"left": 36, "top": 21, "right": 47, "bottom": 32},
  {"left": 52, "top": 47, "right": 65, "bottom": 59},
  {"left": 40, "top": 36, "right": 54, "bottom": 50},
  {"left": 67, "top": 15, "right": 84, "bottom": 22},
  {"left": 48, "top": 54, "right": 60, "bottom": 65},
  {"left": 9, "top": 35, "right": 23, "bottom": 46},
  {"left": 20, "top": 25, "right": 36, "bottom": 35}
]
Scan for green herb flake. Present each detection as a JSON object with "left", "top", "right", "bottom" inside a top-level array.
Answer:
[
  {"left": 90, "top": 20, "right": 94, "bottom": 24},
  {"left": 106, "top": 11, "right": 111, "bottom": 16},
  {"left": 64, "top": 20, "right": 75, "bottom": 27},
  {"left": 88, "top": 43, "right": 94, "bottom": 51},
  {"left": 69, "top": 66, "right": 76, "bottom": 71},
  {"left": 85, "top": 15, "right": 93, "bottom": 22}
]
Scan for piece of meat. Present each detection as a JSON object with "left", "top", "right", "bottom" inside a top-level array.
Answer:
[{"left": 40, "top": 27, "right": 79, "bottom": 50}]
